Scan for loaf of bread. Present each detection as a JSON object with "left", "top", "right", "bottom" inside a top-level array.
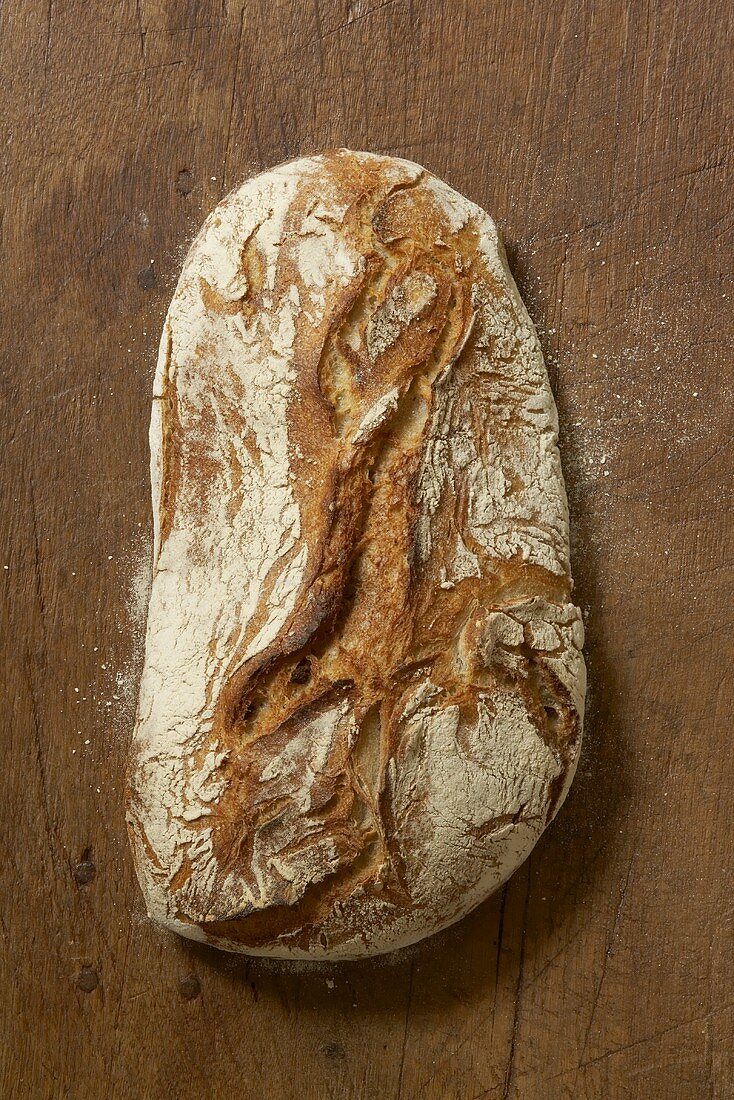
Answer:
[{"left": 126, "top": 150, "right": 585, "bottom": 959}]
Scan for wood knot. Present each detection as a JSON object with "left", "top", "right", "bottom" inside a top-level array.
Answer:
[
  {"left": 178, "top": 974, "right": 201, "bottom": 1001},
  {"left": 176, "top": 169, "right": 194, "bottom": 196},
  {"left": 137, "top": 263, "right": 157, "bottom": 291},
  {"left": 76, "top": 966, "right": 99, "bottom": 993},
  {"left": 73, "top": 852, "right": 96, "bottom": 886},
  {"left": 320, "top": 1040, "right": 346, "bottom": 1060}
]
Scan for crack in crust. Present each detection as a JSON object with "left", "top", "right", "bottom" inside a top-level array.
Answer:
[{"left": 126, "top": 150, "right": 586, "bottom": 959}]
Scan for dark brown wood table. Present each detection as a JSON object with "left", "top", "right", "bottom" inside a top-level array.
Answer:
[{"left": 2, "top": 2, "right": 732, "bottom": 1097}]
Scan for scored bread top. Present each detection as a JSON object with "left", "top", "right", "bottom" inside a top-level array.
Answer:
[{"left": 127, "top": 150, "right": 586, "bottom": 959}]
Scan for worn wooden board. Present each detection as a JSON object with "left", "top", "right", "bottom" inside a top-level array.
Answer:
[{"left": 2, "top": 1, "right": 732, "bottom": 1097}]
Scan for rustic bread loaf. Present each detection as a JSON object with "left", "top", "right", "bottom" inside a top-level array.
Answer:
[{"left": 126, "top": 150, "right": 586, "bottom": 959}]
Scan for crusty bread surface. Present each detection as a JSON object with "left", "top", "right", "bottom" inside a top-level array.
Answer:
[{"left": 126, "top": 150, "right": 586, "bottom": 959}]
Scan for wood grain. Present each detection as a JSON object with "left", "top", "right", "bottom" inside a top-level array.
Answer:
[{"left": 1, "top": 1, "right": 731, "bottom": 1097}]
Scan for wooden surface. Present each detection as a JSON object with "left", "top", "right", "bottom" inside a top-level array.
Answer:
[{"left": 2, "top": 1, "right": 732, "bottom": 1097}]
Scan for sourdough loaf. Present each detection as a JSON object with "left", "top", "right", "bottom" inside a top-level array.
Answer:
[{"left": 126, "top": 150, "right": 585, "bottom": 959}]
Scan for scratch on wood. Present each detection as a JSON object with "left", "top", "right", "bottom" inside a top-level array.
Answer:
[
  {"left": 298, "top": 0, "right": 402, "bottom": 53},
  {"left": 114, "top": 60, "right": 184, "bottom": 79},
  {"left": 104, "top": 922, "right": 133, "bottom": 1100},
  {"left": 26, "top": 657, "right": 59, "bottom": 877},
  {"left": 525, "top": 923, "right": 588, "bottom": 990},
  {"left": 489, "top": 892, "right": 506, "bottom": 1048},
  {"left": 513, "top": 1000, "right": 734, "bottom": 1090},
  {"left": 17, "top": 215, "right": 133, "bottom": 348},
  {"left": 666, "top": 160, "right": 726, "bottom": 246},
  {"left": 206, "top": 996, "right": 252, "bottom": 1085},
  {"left": 312, "top": 0, "right": 325, "bottom": 65},
  {"left": 44, "top": 0, "right": 54, "bottom": 73},
  {"left": 134, "top": 0, "right": 147, "bottom": 62},
  {"left": 580, "top": 1001, "right": 734, "bottom": 1072},
  {"left": 277, "top": 109, "right": 290, "bottom": 159},
  {"left": 494, "top": 883, "right": 508, "bottom": 988},
  {"left": 221, "top": 5, "right": 246, "bottom": 190},
  {"left": 572, "top": 852, "right": 637, "bottom": 1089},
  {"left": 395, "top": 959, "right": 415, "bottom": 1099},
  {"left": 501, "top": 865, "right": 531, "bottom": 1100},
  {"left": 336, "top": 0, "right": 401, "bottom": 35},
  {"left": 126, "top": 988, "right": 153, "bottom": 1001}
]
